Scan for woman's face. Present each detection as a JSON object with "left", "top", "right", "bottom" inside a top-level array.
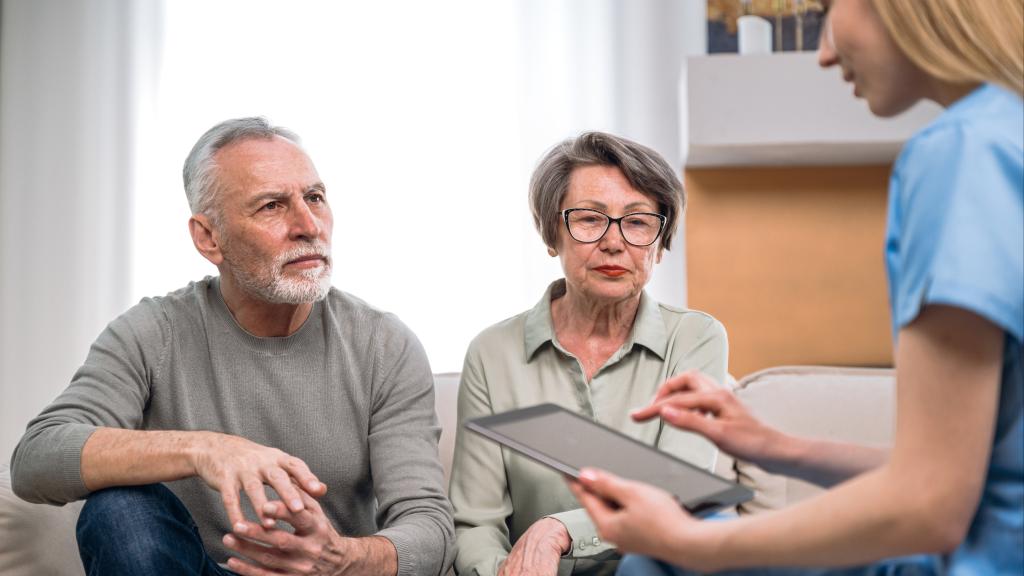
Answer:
[
  {"left": 555, "top": 164, "right": 664, "bottom": 305},
  {"left": 818, "top": 0, "right": 931, "bottom": 117}
]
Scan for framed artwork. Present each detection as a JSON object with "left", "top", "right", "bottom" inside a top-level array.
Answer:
[{"left": 708, "top": 0, "right": 825, "bottom": 54}]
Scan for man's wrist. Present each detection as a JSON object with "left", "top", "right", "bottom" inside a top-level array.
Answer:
[
  {"left": 181, "top": 430, "right": 211, "bottom": 476},
  {"left": 338, "top": 535, "right": 398, "bottom": 576}
]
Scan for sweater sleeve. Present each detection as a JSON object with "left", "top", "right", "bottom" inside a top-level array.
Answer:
[
  {"left": 368, "top": 313, "right": 455, "bottom": 576},
  {"left": 9, "top": 297, "right": 168, "bottom": 504}
]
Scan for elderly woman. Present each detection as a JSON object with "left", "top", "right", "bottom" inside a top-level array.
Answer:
[{"left": 449, "top": 132, "right": 728, "bottom": 576}]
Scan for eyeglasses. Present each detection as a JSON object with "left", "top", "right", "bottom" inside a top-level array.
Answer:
[{"left": 560, "top": 208, "right": 666, "bottom": 247}]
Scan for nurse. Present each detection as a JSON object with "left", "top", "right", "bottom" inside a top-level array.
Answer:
[{"left": 569, "top": 0, "right": 1024, "bottom": 574}]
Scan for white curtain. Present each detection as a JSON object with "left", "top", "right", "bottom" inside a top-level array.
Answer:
[
  {"left": 0, "top": 0, "right": 705, "bottom": 460},
  {"left": 0, "top": 0, "right": 163, "bottom": 461},
  {"left": 519, "top": 0, "right": 706, "bottom": 308}
]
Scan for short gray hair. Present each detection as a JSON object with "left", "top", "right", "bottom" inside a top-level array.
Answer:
[
  {"left": 182, "top": 117, "right": 301, "bottom": 219},
  {"left": 529, "top": 131, "right": 684, "bottom": 251}
]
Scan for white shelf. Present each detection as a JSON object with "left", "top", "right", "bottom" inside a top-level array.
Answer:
[{"left": 680, "top": 53, "right": 941, "bottom": 167}]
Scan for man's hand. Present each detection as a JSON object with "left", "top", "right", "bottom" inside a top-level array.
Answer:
[
  {"left": 223, "top": 490, "right": 397, "bottom": 576},
  {"left": 631, "top": 370, "right": 785, "bottom": 469},
  {"left": 189, "top": 432, "right": 327, "bottom": 529},
  {"left": 497, "top": 517, "right": 570, "bottom": 576}
]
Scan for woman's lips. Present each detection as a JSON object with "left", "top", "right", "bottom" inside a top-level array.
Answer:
[{"left": 594, "top": 266, "right": 627, "bottom": 278}]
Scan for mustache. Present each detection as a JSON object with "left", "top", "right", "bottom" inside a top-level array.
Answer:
[{"left": 278, "top": 242, "right": 331, "bottom": 266}]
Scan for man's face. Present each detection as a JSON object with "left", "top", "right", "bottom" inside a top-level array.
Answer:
[{"left": 210, "top": 136, "right": 333, "bottom": 304}]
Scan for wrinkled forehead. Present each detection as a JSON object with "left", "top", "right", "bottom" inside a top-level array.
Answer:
[
  {"left": 564, "top": 164, "right": 659, "bottom": 211},
  {"left": 214, "top": 136, "right": 321, "bottom": 197}
]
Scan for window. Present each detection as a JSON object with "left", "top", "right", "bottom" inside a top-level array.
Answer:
[
  {"left": 132, "top": 0, "right": 561, "bottom": 372},
  {"left": 132, "top": 1, "right": 690, "bottom": 372}
]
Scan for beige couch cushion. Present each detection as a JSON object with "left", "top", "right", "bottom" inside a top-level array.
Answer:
[
  {"left": 0, "top": 462, "right": 84, "bottom": 576},
  {"left": 434, "top": 372, "right": 460, "bottom": 486},
  {"left": 730, "top": 366, "right": 896, "bottom": 514}
]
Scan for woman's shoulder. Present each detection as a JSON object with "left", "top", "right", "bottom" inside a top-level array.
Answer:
[
  {"left": 901, "top": 85, "right": 1023, "bottom": 166},
  {"left": 655, "top": 301, "right": 727, "bottom": 339},
  {"left": 466, "top": 308, "right": 531, "bottom": 353}
]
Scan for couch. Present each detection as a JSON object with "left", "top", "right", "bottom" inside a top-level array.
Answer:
[{"left": 0, "top": 366, "right": 895, "bottom": 575}]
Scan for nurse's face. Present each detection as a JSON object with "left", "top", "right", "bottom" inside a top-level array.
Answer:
[{"left": 817, "top": 0, "right": 932, "bottom": 117}]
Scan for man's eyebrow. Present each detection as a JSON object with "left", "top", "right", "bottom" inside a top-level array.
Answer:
[
  {"left": 306, "top": 182, "right": 326, "bottom": 194},
  {"left": 247, "top": 191, "right": 289, "bottom": 207}
]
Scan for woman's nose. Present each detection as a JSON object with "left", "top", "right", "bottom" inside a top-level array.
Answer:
[{"left": 818, "top": 16, "right": 838, "bottom": 68}]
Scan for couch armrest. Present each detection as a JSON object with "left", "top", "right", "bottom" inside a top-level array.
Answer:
[
  {"left": 731, "top": 365, "right": 896, "bottom": 514},
  {"left": 0, "top": 463, "right": 85, "bottom": 575}
]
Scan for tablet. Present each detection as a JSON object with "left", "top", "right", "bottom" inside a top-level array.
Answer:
[{"left": 465, "top": 403, "right": 753, "bottom": 517}]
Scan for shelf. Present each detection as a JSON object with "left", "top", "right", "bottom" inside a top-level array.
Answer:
[{"left": 680, "top": 53, "right": 942, "bottom": 167}]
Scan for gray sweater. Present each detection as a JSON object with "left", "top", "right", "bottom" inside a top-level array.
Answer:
[{"left": 11, "top": 277, "right": 454, "bottom": 576}]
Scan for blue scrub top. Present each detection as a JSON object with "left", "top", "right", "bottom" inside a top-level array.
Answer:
[{"left": 885, "top": 83, "right": 1024, "bottom": 574}]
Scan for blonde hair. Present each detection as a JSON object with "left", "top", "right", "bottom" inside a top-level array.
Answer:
[{"left": 871, "top": 0, "right": 1023, "bottom": 97}]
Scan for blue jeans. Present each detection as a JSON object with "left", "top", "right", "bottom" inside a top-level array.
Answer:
[
  {"left": 617, "top": 554, "right": 942, "bottom": 576},
  {"left": 76, "top": 483, "right": 237, "bottom": 576}
]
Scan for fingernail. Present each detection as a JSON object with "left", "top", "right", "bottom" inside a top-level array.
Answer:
[
  {"left": 291, "top": 499, "right": 303, "bottom": 510},
  {"left": 309, "top": 481, "right": 321, "bottom": 491},
  {"left": 579, "top": 469, "right": 598, "bottom": 481},
  {"left": 663, "top": 407, "right": 680, "bottom": 418},
  {"left": 234, "top": 522, "right": 247, "bottom": 533}
]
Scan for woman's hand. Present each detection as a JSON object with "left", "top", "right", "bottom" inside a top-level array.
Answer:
[
  {"left": 497, "top": 517, "right": 571, "bottom": 576},
  {"left": 631, "top": 370, "right": 788, "bottom": 470},
  {"left": 568, "top": 469, "right": 713, "bottom": 569}
]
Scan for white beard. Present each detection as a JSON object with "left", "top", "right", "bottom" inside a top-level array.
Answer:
[{"left": 225, "top": 241, "right": 332, "bottom": 304}]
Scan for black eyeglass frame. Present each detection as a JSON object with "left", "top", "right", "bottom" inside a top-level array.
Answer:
[{"left": 560, "top": 208, "right": 667, "bottom": 247}]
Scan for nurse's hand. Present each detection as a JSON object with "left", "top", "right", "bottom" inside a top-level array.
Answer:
[
  {"left": 569, "top": 469, "right": 694, "bottom": 558},
  {"left": 498, "top": 517, "right": 570, "bottom": 576},
  {"left": 632, "top": 370, "right": 787, "bottom": 470},
  {"left": 569, "top": 469, "right": 722, "bottom": 572}
]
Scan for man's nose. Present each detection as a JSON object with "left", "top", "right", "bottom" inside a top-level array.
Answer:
[{"left": 289, "top": 202, "right": 322, "bottom": 240}]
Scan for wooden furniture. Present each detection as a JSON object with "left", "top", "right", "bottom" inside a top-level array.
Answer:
[
  {"left": 680, "top": 54, "right": 938, "bottom": 377},
  {"left": 685, "top": 165, "right": 891, "bottom": 377}
]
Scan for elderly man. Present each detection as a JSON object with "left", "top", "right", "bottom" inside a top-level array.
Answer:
[{"left": 10, "top": 117, "right": 453, "bottom": 576}]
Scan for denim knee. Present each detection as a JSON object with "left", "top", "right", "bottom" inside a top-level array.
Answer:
[{"left": 77, "top": 484, "right": 207, "bottom": 576}]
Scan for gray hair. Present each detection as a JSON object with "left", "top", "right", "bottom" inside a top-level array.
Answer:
[
  {"left": 529, "top": 131, "right": 684, "bottom": 251},
  {"left": 182, "top": 117, "right": 301, "bottom": 220}
]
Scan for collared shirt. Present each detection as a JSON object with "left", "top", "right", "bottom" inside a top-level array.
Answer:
[{"left": 450, "top": 279, "right": 728, "bottom": 576}]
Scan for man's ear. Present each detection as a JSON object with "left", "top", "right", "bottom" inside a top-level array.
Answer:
[{"left": 189, "top": 214, "right": 224, "bottom": 266}]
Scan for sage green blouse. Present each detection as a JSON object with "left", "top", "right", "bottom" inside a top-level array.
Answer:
[{"left": 450, "top": 280, "right": 729, "bottom": 576}]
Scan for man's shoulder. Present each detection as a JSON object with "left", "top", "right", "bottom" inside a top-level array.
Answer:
[
  {"left": 125, "top": 278, "right": 211, "bottom": 321},
  {"left": 323, "top": 287, "right": 415, "bottom": 339}
]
